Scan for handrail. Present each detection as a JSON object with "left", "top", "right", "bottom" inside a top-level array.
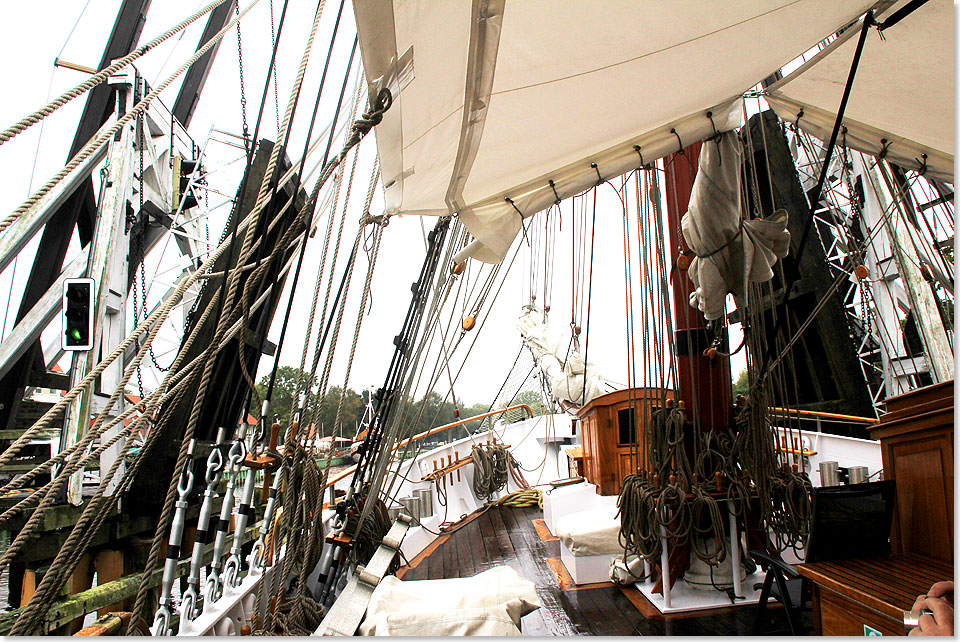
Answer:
[
  {"left": 769, "top": 406, "right": 878, "bottom": 424},
  {"left": 322, "top": 404, "right": 534, "bottom": 489}
]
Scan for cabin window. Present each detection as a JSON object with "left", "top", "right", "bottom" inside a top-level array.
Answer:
[{"left": 617, "top": 408, "right": 636, "bottom": 445}]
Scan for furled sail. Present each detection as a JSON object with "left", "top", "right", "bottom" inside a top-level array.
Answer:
[
  {"left": 517, "top": 305, "right": 604, "bottom": 407},
  {"left": 681, "top": 131, "right": 791, "bottom": 320},
  {"left": 765, "top": 0, "right": 953, "bottom": 183},
  {"left": 353, "top": 0, "right": 876, "bottom": 263}
]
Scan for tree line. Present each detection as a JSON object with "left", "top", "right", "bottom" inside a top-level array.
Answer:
[{"left": 256, "top": 366, "right": 550, "bottom": 442}]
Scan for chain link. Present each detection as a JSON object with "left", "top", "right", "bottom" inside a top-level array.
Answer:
[
  {"left": 269, "top": 0, "right": 281, "bottom": 134},
  {"left": 134, "top": 76, "right": 146, "bottom": 398},
  {"left": 235, "top": 2, "right": 250, "bottom": 148}
]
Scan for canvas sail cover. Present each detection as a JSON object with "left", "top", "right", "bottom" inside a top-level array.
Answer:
[
  {"left": 517, "top": 305, "right": 604, "bottom": 406},
  {"left": 766, "top": 0, "right": 953, "bottom": 183},
  {"left": 682, "top": 132, "right": 791, "bottom": 320},
  {"left": 353, "top": 0, "right": 875, "bottom": 263}
]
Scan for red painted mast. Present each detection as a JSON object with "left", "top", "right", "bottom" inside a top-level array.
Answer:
[{"left": 662, "top": 143, "right": 732, "bottom": 432}]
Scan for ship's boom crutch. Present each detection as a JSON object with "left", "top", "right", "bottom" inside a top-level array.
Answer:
[
  {"left": 180, "top": 427, "right": 228, "bottom": 622},
  {"left": 151, "top": 438, "right": 197, "bottom": 635}
]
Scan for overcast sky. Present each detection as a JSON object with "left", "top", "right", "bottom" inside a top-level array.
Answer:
[{"left": 0, "top": 1, "right": 746, "bottom": 412}]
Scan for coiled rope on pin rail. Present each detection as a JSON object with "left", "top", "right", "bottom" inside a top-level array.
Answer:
[
  {"left": 618, "top": 472, "right": 662, "bottom": 561},
  {"left": 471, "top": 443, "right": 509, "bottom": 500}
]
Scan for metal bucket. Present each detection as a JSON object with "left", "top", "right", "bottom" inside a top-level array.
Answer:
[
  {"left": 399, "top": 495, "right": 420, "bottom": 522},
  {"left": 387, "top": 506, "right": 402, "bottom": 521},
  {"left": 819, "top": 461, "right": 839, "bottom": 487},
  {"left": 414, "top": 488, "right": 433, "bottom": 518},
  {"left": 847, "top": 466, "right": 868, "bottom": 484}
]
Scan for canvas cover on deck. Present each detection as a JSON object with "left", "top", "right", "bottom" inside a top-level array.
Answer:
[
  {"left": 766, "top": 0, "right": 953, "bottom": 183},
  {"left": 359, "top": 566, "right": 540, "bottom": 636},
  {"left": 354, "top": 0, "right": 875, "bottom": 263}
]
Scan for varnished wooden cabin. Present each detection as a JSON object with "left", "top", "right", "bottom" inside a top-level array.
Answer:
[{"left": 577, "top": 388, "right": 673, "bottom": 496}]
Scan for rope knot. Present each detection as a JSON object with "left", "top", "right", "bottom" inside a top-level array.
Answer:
[
  {"left": 352, "top": 88, "right": 393, "bottom": 137},
  {"left": 360, "top": 211, "right": 388, "bottom": 227}
]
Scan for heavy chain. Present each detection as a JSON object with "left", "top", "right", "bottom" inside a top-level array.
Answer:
[
  {"left": 133, "top": 75, "right": 146, "bottom": 398},
  {"left": 269, "top": 0, "right": 280, "bottom": 133},
  {"left": 235, "top": 1, "right": 250, "bottom": 147}
]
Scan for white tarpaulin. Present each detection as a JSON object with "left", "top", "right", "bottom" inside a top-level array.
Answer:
[
  {"left": 766, "top": 0, "right": 953, "bottom": 183},
  {"left": 555, "top": 506, "right": 623, "bottom": 557},
  {"left": 517, "top": 305, "right": 604, "bottom": 406},
  {"left": 354, "top": 0, "right": 875, "bottom": 262},
  {"left": 682, "top": 131, "right": 791, "bottom": 320},
  {"left": 359, "top": 566, "right": 540, "bottom": 636}
]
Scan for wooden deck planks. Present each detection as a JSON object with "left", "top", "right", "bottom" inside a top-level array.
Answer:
[
  {"left": 396, "top": 504, "right": 775, "bottom": 636},
  {"left": 452, "top": 519, "right": 476, "bottom": 578}
]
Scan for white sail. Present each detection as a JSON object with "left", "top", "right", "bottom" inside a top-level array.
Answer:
[
  {"left": 766, "top": 0, "right": 954, "bottom": 183},
  {"left": 353, "top": 0, "right": 875, "bottom": 262},
  {"left": 681, "top": 131, "right": 791, "bottom": 320},
  {"left": 518, "top": 305, "right": 604, "bottom": 406}
]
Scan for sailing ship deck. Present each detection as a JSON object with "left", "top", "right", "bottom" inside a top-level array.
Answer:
[{"left": 396, "top": 504, "right": 808, "bottom": 636}]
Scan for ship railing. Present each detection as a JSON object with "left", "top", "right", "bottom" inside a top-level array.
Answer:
[{"left": 321, "top": 404, "right": 533, "bottom": 493}]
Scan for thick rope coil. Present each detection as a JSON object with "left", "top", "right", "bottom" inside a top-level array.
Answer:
[
  {"left": 617, "top": 473, "right": 662, "bottom": 561},
  {"left": 492, "top": 488, "right": 542, "bottom": 509},
  {"left": 471, "top": 443, "right": 509, "bottom": 501}
]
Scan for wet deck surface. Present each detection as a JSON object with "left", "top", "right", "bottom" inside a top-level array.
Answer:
[{"left": 397, "top": 504, "right": 808, "bottom": 636}]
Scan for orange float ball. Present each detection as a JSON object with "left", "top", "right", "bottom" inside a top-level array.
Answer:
[
  {"left": 677, "top": 254, "right": 691, "bottom": 270},
  {"left": 853, "top": 264, "right": 870, "bottom": 281},
  {"left": 462, "top": 315, "right": 476, "bottom": 331},
  {"left": 451, "top": 261, "right": 466, "bottom": 275}
]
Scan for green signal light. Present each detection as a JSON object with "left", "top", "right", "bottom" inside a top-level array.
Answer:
[{"left": 70, "top": 328, "right": 83, "bottom": 341}]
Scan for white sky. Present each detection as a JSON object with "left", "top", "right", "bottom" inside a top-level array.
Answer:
[{"left": 0, "top": 1, "right": 746, "bottom": 411}]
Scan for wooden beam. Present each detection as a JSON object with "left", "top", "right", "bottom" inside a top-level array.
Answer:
[
  {"left": 0, "top": 520, "right": 262, "bottom": 635},
  {"left": 53, "top": 58, "right": 98, "bottom": 75},
  {"left": 94, "top": 549, "right": 126, "bottom": 615}
]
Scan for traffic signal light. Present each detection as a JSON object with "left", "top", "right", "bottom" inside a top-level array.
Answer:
[
  {"left": 172, "top": 155, "right": 199, "bottom": 212},
  {"left": 62, "top": 278, "right": 94, "bottom": 351}
]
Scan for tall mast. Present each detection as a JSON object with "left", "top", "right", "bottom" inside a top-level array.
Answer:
[{"left": 662, "top": 143, "right": 733, "bottom": 432}]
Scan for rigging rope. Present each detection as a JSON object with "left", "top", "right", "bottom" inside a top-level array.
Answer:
[
  {"left": 0, "top": 0, "right": 264, "bottom": 233},
  {"left": 0, "top": 0, "right": 234, "bottom": 147}
]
